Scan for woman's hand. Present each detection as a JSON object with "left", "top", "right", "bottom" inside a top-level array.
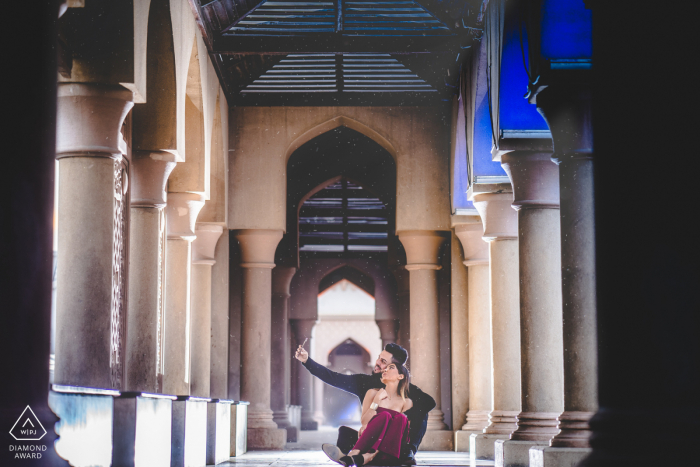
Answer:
[
  {"left": 294, "top": 345, "right": 308, "bottom": 363},
  {"left": 358, "top": 425, "right": 366, "bottom": 437},
  {"left": 373, "top": 388, "right": 388, "bottom": 403}
]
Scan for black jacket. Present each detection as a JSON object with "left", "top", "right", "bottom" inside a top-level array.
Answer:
[{"left": 302, "top": 357, "right": 436, "bottom": 454}]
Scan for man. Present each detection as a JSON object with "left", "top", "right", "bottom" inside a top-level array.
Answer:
[{"left": 295, "top": 342, "right": 435, "bottom": 465}]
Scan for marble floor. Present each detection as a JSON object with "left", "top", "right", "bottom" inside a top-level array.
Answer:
[{"left": 216, "top": 427, "right": 495, "bottom": 467}]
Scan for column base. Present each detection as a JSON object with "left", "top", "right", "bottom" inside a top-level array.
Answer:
[
  {"left": 207, "top": 401, "right": 232, "bottom": 465},
  {"left": 172, "top": 399, "right": 208, "bottom": 467},
  {"left": 419, "top": 430, "right": 454, "bottom": 451},
  {"left": 301, "top": 419, "right": 319, "bottom": 430},
  {"left": 285, "top": 425, "right": 299, "bottom": 442},
  {"left": 495, "top": 439, "right": 549, "bottom": 467},
  {"left": 530, "top": 446, "right": 591, "bottom": 467},
  {"left": 230, "top": 402, "right": 248, "bottom": 457},
  {"left": 455, "top": 430, "right": 482, "bottom": 452},
  {"left": 470, "top": 433, "right": 510, "bottom": 463},
  {"left": 247, "top": 427, "right": 287, "bottom": 450}
]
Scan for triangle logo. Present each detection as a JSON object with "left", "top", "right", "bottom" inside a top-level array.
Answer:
[{"left": 9, "top": 406, "right": 46, "bottom": 441}]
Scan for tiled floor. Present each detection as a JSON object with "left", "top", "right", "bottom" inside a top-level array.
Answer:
[{"left": 217, "top": 426, "right": 495, "bottom": 466}]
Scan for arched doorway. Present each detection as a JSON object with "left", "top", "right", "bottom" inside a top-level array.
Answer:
[{"left": 323, "top": 338, "right": 372, "bottom": 426}]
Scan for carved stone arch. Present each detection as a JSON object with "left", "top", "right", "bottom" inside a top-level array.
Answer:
[
  {"left": 319, "top": 264, "right": 376, "bottom": 298},
  {"left": 132, "top": 0, "right": 178, "bottom": 154},
  {"left": 169, "top": 37, "right": 207, "bottom": 193},
  {"left": 284, "top": 116, "right": 398, "bottom": 164}
]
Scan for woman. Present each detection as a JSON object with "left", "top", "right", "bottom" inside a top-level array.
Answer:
[{"left": 323, "top": 359, "right": 413, "bottom": 467}]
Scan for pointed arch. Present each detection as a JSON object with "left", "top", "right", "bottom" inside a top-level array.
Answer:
[{"left": 284, "top": 116, "right": 397, "bottom": 164}]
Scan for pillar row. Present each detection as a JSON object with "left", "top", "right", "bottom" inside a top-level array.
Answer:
[
  {"left": 291, "top": 318, "right": 319, "bottom": 431},
  {"left": 54, "top": 83, "right": 133, "bottom": 390},
  {"left": 502, "top": 151, "right": 564, "bottom": 443},
  {"left": 162, "top": 192, "right": 205, "bottom": 396},
  {"left": 470, "top": 192, "right": 522, "bottom": 462},
  {"left": 454, "top": 222, "right": 492, "bottom": 437},
  {"left": 537, "top": 85, "right": 598, "bottom": 450},
  {"left": 234, "top": 229, "right": 287, "bottom": 449},
  {"left": 124, "top": 150, "right": 177, "bottom": 393},
  {"left": 398, "top": 230, "right": 453, "bottom": 450},
  {"left": 189, "top": 223, "right": 223, "bottom": 398},
  {"left": 271, "top": 266, "right": 297, "bottom": 440}
]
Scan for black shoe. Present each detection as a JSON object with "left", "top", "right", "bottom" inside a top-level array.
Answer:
[{"left": 323, "top": 444, "right": 345, "bottom": 465}]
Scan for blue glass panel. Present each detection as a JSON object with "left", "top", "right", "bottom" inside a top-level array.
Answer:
[
  {"left": 541, "top": 0, "right": 592, "bottom": 61},
  {"left": 473, "top": 88, "right": 507, "bottom": 177},
  {"left": 453, "top": 95, "right": 471, "bottom": 209},
  {"left": 499, "top": 3, "right": 549, "bottom": 131}
]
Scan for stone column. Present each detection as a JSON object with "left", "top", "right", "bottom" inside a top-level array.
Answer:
[
  {"left": 471, "top": 192, "right": 522, "bottom": 461},
  {"left": 234, "top": 229, "right": 287, "bottom": 449},
  {"left": 271, "top": 266, "right": 297, "bottom": 441},
  {"left": 291, "top": 318, "right": 319, "bottom": 431},
  {"left": 54, "top": 83, "right": 133, "bottom": 389},
  {"left": 376, "top": 319, "right": 399, "bottom": 348},
  {"left": 392, "top": 267, "right": 411, "bottom": 353},
  {"left": 124, "top": 151, "right": 177, "bottom": 393},
  {"left": 210, "top": 229, "right": 230, "bottom": 399},
  {"left": 163, "top": 192, "right": 205, "bottom": 395},
  {"left": 529, "top": 85, "right": 597, "bottom": 466},
  {"left": 189, "top": 224, "right": 223, "bottom": 398},
  {"left": 398, "top": 230, "right": 452, "bottom": 450},
  {"left": 453, "top": 222, "right": 492, "bottom": 451},
  {"left": 495, "top": 152, "right": 564, "bottom": 467}
]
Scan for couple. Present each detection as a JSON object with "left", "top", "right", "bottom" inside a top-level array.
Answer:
[{"left": 295, "top": 342, "right": 435, "bottom": 466}]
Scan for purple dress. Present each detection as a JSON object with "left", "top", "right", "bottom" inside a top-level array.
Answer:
[{"left": 352, "top": 407, "right": 410, "bottom": 464}]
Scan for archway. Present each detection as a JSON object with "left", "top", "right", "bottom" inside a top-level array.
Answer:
[{"left": 324, "top": 339, "right": 372, "bottom": 427}]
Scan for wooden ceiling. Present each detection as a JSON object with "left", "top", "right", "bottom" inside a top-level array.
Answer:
[{"left": 189, "top": 0, "right": 486, "bottom": 106}]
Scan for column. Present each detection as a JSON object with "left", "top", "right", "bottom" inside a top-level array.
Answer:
[
  {"left": 392, "top": 267, "right": 410, "bottom": 353},
  {"left": 450, "top": 229, "right": 469, "bottom": 440},
  {"left": 163, "top": 192, "right": 205, "bottom": 396},
  {"left": 234, "top": 229, "right": 287, "bottom": 449},
  {"left": 453, "top": 222, "right": 492, "bottom": 452},
  {"left": 398, "top": 230, "right": 452, "bottom": 450},
  {"left": 471, "top": 192, "right": 522, "bottom": 461},
  {"left": 376, "top": 319, "right": 399, "bottom": 348},
  {"left": 271, "top": 266, "right": 297, "bottom": 441},
  {"left": 496, "top": 152, "right": 564, "bottom": 467},
  {"left": 291, "top": 318, "right": 319, "bottom": 431},
  {"left": 124, "top": 151, "right": 177, "bottom": 393},
  {"left": 210, "top": 229, "right": 230, "bottom": 399},
  {"left": 54, "top": 83, "right": 133, "bottom": 389},
  {"left": 189, "top": 224, "right": 223, "bottom": 398},
  {"left": 530, "top": 85, "right": 597, "bottom": 466}
]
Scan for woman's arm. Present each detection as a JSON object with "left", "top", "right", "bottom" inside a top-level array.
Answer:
[{"left": 360, "top": 389, "right": 379, "bottom": 429}]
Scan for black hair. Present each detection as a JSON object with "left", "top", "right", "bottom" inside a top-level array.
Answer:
[{"left": 384, "top": 342, "right": 408, "bottom": 366}]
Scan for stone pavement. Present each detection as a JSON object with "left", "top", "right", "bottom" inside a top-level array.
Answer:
[{"left": 216, "top": 426, "right": 496, "bottom": 467}]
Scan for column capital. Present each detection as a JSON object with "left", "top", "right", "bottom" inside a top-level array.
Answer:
[
  {"left": 233, "top": 229, "right": 283, "bottom": 269},
  {"left": 473, "top": 192, "right": 518, "bottom": 241},
  {"left": 166, "top": 192, "right": 205, "bottom": 241},
  {"left": 532, "top": 84, "right": 593, "bottom": 164},
  {"left": 454, "top": 223, "right": 489, "bottom": 266},
  {"left": 56, "top": 83, "right": 133, "bottom": 160},
  {"left": 397, "top": 230, "right": 448, "bottom": 270},
  {"left": 501, "top": 151, "right": 559, "bottom": 210},
  {"left": 192, "top": 224, "right": 224, "bottom": 265},
  {"left": 272, "top": 266, "right": 297, "bottom": 296},
  {"left": 131, "top": 151, "right": 178, "bottom": 208}
]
